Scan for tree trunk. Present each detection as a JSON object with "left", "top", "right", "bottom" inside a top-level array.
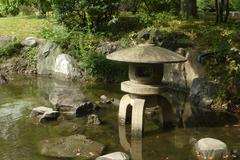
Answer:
[
  {"left": 39, "top": 0, "right": 46, "bottom": 16},
  {"left": 132, "top": 0, "right": 141, "bottom": 14},
  {"left": 190, "top": 0, "right": 197, "bottom": 18},
  {"left": 224, "top": 0, "right": 229, "bottom": 23},
  {"left": 215, "top": 0, "right": 219, "bottom": 23},
  {"left": 180, "top": 0, "right": 197, "bottom": 19},
  {"left": 219, "top": 0, "right": 224, "bottom": 22},
  {"left": 216, "top": 0, "right": 229, "bottom": 24}
]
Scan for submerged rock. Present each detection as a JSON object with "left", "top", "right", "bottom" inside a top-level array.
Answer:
[
  {"left": 39, "top": 134, "right": 104, "bottom": 159},
  {"left": 0, "top": 74, "right": 8, "bottom": 84},
  {"left": 96, "top": 152, "right": 130, "bottom": 160},
  {"left": 194, "top": 138, "right": 228, "bottom": 160},
  {"left": 87, "top": 114, "right": 101, "bottom": 125}
]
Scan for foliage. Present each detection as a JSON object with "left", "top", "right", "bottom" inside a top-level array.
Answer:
[
  {"left": 0, "top": 0, "right": 20, "bottom": 16},
  {"left": 139, "top": 0, "right": 180, "bottom": 14},
  {"left": 137, "top": 12, "right": 177, "bottom": 27},
  {"left": 0, "top": 42, "right": 22, "bottom": 58},
  {"left": 197, "top": 0, "right": 215, "bottom": 14},
  {"left": 40, "top": 25, "right": 71, "bottom": 46},
  {"left": 232, "top": 0, "right": 240, "bottom": 11},
  {"left": 52, "top": 0, "right": 121, "bottom": 31}
]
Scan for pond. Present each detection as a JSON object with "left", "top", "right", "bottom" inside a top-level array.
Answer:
[{"left": 0, "top": 75, "right": 240, "bottom": 160}]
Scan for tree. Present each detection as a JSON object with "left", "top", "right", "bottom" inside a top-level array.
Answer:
[
  {"left": 39, "top": 0, "right": 46, "bottom": 16},
  {"left": 53, "top": 0, "right": 121, "bottom": 31},
  {"left": 180, "top": 0, "right": 197, "bottom": 19},
  {"left": 215, "top": 0, "right": 229, "bottom": 23}
]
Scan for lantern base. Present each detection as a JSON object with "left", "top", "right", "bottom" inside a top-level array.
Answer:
[{"left": 119, "top": 94, "right": 175, "bottom": 137}]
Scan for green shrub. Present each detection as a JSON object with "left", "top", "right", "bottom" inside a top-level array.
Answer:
[
  {"left": 40, "top": 25, "right": 71, "bottom": 46},
  {"left": 139, "top": 0, "right": 180, "bottom": 14},
  {"left": 52, "top": 0, "right": 121, "bottom": 31},
  {"left": 0, "top": 42, "right": 23, "bottom": 58},
  {"left": 197, "top": 0, "right": 215, "bottom": 14},
  {"left": 137, "top": 12, "right": 177, "bottom": 27},
  {"left": 0, "top": 0, "right": 20, "bottom": 16},
  {"left": 232, "top": 0, "right": 240, "bottom": 11},
  {"left": 80, "top": 51, "right": 127, "bottom": 81}
]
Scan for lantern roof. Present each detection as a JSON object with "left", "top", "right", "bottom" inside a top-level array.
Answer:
[{"left": 107, "top": 44, "right": 187, "bottom": 63}]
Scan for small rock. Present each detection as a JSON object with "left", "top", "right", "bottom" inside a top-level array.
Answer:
[
  {"left": 21, "top": 37, "right": 37, "bottom": 47},
  {"left": 39, "top": 110, "right": 60, "bottom": 123},
  {"left": 0, "top": 74, "right": 8, "bottom": 84},
  {"left": 231, "top": 149, "right": 239, "bottom": 159},
  {"left": 100, "top": 95, "right": 112, "bottom": 104},
  {"left": 195, "top": 138, "right": 228, "bottom": 160},
  {"left": 87, "top": 114, "right": 101, "bottom": 125},
  {"left": 76, "top": 101, "right": 94, "bottom": 117},
  {"left": 31, "top": 106, "right": 53, "bottom": 117},
  {"left": 31, "top": 106, "right": 59, "bottom": 123},
  {"left": 145, "top": 106, "right": 160, "bottom": 118},
  {"left": 96, "top": 152, "right": 130, "bottom": 160}
]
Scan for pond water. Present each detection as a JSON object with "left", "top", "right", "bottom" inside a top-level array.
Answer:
[{"left": 0, "top": 75, "right": 240, "bottom": 160}]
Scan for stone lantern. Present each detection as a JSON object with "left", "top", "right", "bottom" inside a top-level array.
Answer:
[{"left": 107, "top": 43, "right": 187, "bottom": 137}]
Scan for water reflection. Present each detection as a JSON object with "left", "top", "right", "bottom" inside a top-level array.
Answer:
[
  {"left": 119, "top": 125, "right": 143, "bottom": 160},
  {"left": 0, "top": 101, "right": 33, "bottom": 140}
]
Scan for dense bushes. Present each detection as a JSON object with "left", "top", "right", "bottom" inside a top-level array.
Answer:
[
  {"left": 0, "top": 0, "right": 20, "bottom": 16},
  {"left": 53, "top": 0, "right": 121, "bottom": 31}
]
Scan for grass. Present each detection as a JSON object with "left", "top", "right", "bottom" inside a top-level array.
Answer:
[{"left": 0, "top": 16, "right": 52, "bottom": 40}]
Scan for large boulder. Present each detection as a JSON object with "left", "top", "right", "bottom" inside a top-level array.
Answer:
[
  {"left": 37, "top": 41, "right": 59, "bottom": 75},
  {"left": 37, "top": 41, "right": 82, "bottom": 80},
  {"left": 190, "top": 78, "right": 216, "bottom": 107},
  {"left": 163, "top": 48, "right": 205, "bottom": 89},
  {"left": 96, "top": 152, "right": 130, "bottom": 160},
  {"left": 54, "top": 54, "right": 82, "bottom": 80},
  {"left": 39, "top": 134, "right": 104, "bottom": 159},
  {"left": 195, "top": 138, "right": 228, "bottom": 160}
]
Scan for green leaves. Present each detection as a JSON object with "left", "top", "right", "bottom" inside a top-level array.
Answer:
[{"left": 53, "top": 0, "right": 121, "bottom": 31}]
